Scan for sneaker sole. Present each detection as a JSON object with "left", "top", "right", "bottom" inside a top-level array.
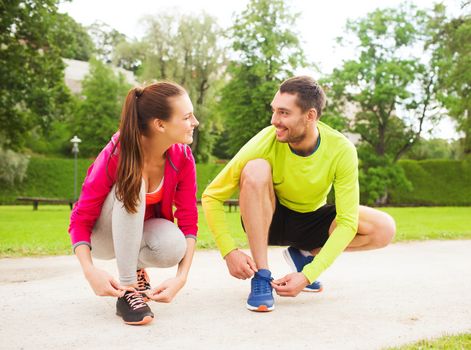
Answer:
[
  {"left": 283, "top": 249, "right": 323, "bottom": 293},
  {"left": 246, "top": 303, "right": 275, "bottom": 312},
  {"left": 124, "top": 315, "right": 154, "bottom": 326},
  {"left": 116, "top": 312, "right": 154, "bottom": 326}
]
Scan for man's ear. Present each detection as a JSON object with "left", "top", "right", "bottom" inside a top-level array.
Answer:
[{"left": 307, "top": 108, "right": 318, "bottom": 121}]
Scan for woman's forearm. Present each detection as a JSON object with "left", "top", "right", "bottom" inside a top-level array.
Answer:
[
  {"left": 176, "top": 237, "right": 196, "bottom": 281},
  {"left": 75, "top": 244, "right": 94, "bottom": 274}
]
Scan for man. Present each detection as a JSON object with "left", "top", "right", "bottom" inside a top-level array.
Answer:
[{"left": 202, "top": 76, "right": 396, "bottom": 312}]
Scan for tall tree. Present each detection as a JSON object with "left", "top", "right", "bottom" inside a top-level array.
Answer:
[
  {"left": 321, "top": 4, "right": 444, "bottom": 204},
  {"left": 430, "top": 4, "right": 471, "bottom": 156},
  {"left": 72, "top": 59, "right": 131, "bottom": 156},
  {"left": 0, "top": 0, "right": 70, "bottom": 150},
  {"left": 115, "top": 11, "right": 227, "bottom": 162},
  {"left": 50, "top": 12, "right": 95, "bottom": 61},
  {"left": 324, "top": 4, "right": 441, "bottom": 161},
  {"left": 219, "top": 0, "right": 306, "bottom": 156},
  {"left": 87, "top": 21, "right": 127, "bottom": 64}
]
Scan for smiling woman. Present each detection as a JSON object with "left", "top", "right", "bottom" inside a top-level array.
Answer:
[{"left": 68, "top": 81, "right": 200, "bottom": 325}]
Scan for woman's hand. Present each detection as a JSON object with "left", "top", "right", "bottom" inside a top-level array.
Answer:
[
  {"left": 146, "top": 277, "right": 186, "bottom": 303},
  {"left": 84, "top": 266, "right": 131, "bottom": 297}
]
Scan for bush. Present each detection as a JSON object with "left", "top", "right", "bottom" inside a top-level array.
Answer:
[
  {"left": 389, "top": 159, "right": 471, "bottom": 206},
  {"left": 0, "top": 157, "right": 93, "bottom": 204},
  {"left": 0, "top": 157, "right": 226, "bottom": 204},
  {"left": 0, "top": 149, "right": 30, "bottom": 185}
]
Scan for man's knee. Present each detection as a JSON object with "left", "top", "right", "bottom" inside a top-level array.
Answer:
[
  {"left": 240, "top": 159, "right": 272, "bottom": 191},
  {"left": 372, "top": 212, "right": 396, "bottom": 248}
]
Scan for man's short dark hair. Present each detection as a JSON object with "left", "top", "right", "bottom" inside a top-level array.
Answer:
[{"left": 279, "top": 76, "right": 326, "bottom": 118}]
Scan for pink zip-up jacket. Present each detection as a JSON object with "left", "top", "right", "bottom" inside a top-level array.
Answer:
[{"left": 68, "top": 132, "right": 198, "bottom": 251}]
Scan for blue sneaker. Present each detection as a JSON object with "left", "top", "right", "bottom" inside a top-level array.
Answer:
[
  {"left": 283, "top": 247, "right": 323, "bottom": 292},
  {"left": 246, "top": 269, "right": 275, "bottom": 312}
]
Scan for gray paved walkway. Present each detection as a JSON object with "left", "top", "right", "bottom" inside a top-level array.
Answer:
[{"left": 1, "top": 241, "right": 470, "bottom": 349}]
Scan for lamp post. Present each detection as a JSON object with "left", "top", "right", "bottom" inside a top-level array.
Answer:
[{"left": 70, "top": 135, "right": 81, "bottom": 201}]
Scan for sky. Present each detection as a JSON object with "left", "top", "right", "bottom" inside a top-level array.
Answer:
[{"left": 59, "top": 0, "right": 464, "bottom": 139}]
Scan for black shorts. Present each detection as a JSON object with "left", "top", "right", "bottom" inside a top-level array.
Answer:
[{"left": 241, "top": 199, "right": 336, "bottom": 251}]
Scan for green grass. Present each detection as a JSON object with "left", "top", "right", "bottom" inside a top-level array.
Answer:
[
  {"left": 0, "top": 205, "right": 247, "bottom": 257},
  {"left": 0, "top": 205, "right": 72, "bottom": 256},
  {"left": 385, "top": 333, "right": 471, "bottom": 350},
  {"left": 0, "top": 206, "right": 470, "bottom": 258},
  {"left": 381, "top": 207, "right": 471, "bottom": 241}
]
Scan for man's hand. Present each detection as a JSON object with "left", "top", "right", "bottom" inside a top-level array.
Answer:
[
  {"left": 84, "top": 266, "right": 131, "bottom": 297},
  {"left": 271, "top": 272, "right": 310, "bottom": 297},
  {"left": 146, "top": 277, "right": 186, "bottom": 303},
  {"left": 224, "top": 249, "right": 257, "bottom": 279}
]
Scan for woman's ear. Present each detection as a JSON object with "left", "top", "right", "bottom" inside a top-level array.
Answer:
[{"left": 152, "top": 118, "right": 165, "bottom": 133}]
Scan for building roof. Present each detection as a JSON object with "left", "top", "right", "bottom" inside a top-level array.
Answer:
[{"left": 63, "top": 58, "right": 137, "bottom": 94}]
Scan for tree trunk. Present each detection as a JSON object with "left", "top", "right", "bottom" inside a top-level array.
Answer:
[
  {"left": 191, "top": 78, "right": 208, "bottom": 156},
  {"left": 464, "top": 109, "right": 471, "bottom": 156},
  {"left": 191, "top": 127, "right": 200, "bottom": 154},
  {"left": 376, "top": 123, "right": 386, "bottom": 156}
]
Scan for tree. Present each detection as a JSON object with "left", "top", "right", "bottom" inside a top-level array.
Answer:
[
  {"left": 72, "top": 59, "right": 131, "bottom": 156},
  {"left": 0, "top": 0, "right": 70, "bottom": 150},
  {"left": 113, "top": 39, "right": 146, "bottom": 73},
  {"left": 322, "top": 4, "right": 443, "bottom": 203},
  {"left": 219, "top": 0, "right": 306, "bottom": 156},
  {"left": 87, "top": 21, "right": 127, "bottom": 64},
  {"left": 49, "top": 12, "right": 95, "bottom": 61},
  {"left": 0, "top": 148, "right": 29, "bottom": 185},
  {"left": 403, "top": 137, "right": 456, "bottom": 160},
  {"left": 430, "top": 4, "right": 471, "bottom": 156},
  {"left": 114, "top": 11, "right": 227, "bottom": 162}
]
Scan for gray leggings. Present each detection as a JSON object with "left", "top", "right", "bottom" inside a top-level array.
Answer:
[{"left": 91, "top": 183, "right": 187, "bottom": 285}]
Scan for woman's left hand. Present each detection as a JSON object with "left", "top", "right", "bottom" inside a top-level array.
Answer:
[{"left": 146, "top": 277, "right": 186, "bottom": 303}]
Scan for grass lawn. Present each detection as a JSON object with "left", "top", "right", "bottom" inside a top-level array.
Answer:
[
  {"left": 384, "top": 333, "right": 471, "bottom": 349},
  {"left": 0, "top": 205, "right": 470, "bottom": 257}
]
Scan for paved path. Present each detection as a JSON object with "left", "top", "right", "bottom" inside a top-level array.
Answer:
[{"left": 1, "top": 241, "right": 470, "bottom": 350}]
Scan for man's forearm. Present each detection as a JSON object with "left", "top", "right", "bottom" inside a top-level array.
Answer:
[{"left": 202, "top": 194, "right": 237, "bottom": 257}]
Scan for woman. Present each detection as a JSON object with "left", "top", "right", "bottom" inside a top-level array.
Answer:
[{"left": 69, "top": 82, "right": 199, "bottom": 325}]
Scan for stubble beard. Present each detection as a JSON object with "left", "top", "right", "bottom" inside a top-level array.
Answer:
[{"left": 277, "top": 128, "right": 307, "bottom": 144}]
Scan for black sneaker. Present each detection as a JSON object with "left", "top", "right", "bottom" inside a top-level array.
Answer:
[
  {"left": 136, "top": 269, "right": 151, "bottom": 301},
  {"left": 116, "top": 291, "right": 154, "bottom": 325}
]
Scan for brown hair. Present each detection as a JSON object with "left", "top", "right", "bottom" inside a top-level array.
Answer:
[
  {"left": 115, "top": 82, "right": 185, "bottom": 213},
  {"left": 279, "top": 76, "right": 326, "bottom": 118}
]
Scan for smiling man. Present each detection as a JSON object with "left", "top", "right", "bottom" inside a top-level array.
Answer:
[{"left": 202, "top": 76, "right": 396, "bottom": 312}]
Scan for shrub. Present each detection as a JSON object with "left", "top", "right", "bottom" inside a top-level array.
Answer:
[{"left": 0, "top": 149, "right": 30, "bottom": 185}]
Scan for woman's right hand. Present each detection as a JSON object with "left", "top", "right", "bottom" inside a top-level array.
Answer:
[{"left": 83, "top": 266, "right": 130, "bottom": 297}]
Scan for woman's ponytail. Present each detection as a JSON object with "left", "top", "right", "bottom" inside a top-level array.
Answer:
[{"left": 115, "top": 88, "right": 145, "bottom": 213}]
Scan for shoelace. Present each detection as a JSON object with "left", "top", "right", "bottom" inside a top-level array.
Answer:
[
  {"left": 252, "top": 273, "right": 273, "bottom": 294},
  {"left": 136, "top": 269, "right": 151, "bottom": 291},
  {"left": 124, "top": 292, "right": 147, "bottom": 310}
]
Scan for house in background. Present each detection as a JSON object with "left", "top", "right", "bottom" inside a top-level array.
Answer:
[{"left": 63, "top": 58, "right": 137, "bottom": 94}]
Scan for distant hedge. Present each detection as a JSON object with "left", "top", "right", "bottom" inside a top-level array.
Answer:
[
  {"left": 0, "top": 156, "right": 225, "bottom": 204},
  {"left": 0, "top": 157, "right": 93, "bottom": 204},
  {"left": 388, "top": 159, "right": 471, "bottom": 206},
  {"left": 1, "top": 157, "right": 469, "bottom": 206}
]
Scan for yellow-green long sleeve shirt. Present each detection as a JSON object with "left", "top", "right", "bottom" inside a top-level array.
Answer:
[{"left": 202, "top": 122, "right": 359, "bottom": 283}]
